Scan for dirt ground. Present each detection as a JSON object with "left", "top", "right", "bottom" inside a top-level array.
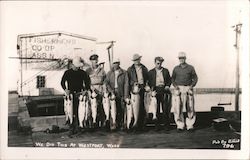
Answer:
[{"left": 8, "top": 126, "right": 240, "bottom": 149}]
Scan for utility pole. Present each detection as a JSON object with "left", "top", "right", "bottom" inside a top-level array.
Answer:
[{"left": 232, "top": 23, "right": 242, "bottom": 111}]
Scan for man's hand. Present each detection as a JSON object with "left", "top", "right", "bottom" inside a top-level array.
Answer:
[
  {"left": 64, "top": 89, "right": 70, "bottom": 95},
  {"left": 189, "top": 86, "right": 193, "bottom": 90},
  {"left": 90, "top": 85, "right": 95, "bottom": 91},
  {"left": 164, "top": 86, "right": 170, "bottom": 91},
  {"left": 125, "top": 98, "right": 130, "bottom": 104}
]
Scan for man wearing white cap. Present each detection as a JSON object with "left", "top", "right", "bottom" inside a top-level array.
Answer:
[
  {"left": 127, "top": 54, "right": 149, "bottom": 131},
  {"left": 105, "top": 58, "right": 129, "bottom": 130},
  {"left": 61, "top": 56, "right": 90, "bottom": 136},
  {"left": 172, "top": 52, "right": 198, "bottom": 132}
]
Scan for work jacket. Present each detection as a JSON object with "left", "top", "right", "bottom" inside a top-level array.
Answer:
[
  {"left": 127, "top": 64, "right": 148, "bottom": 89},
  {"left": 105, "top": 68, "right": 129, "bottom": 98},
  {"left": 148, "top": 67, "right": 172, "bottom": 88}
]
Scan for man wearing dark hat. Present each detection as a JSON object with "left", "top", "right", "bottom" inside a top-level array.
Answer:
[
  {"left": 86, "top": 54, "right": 106, "bottom": 128},
  {"left": 148, "top": 57, "right": 172, "bottom": 131},
  {"left": 127, "top": 54, "right": 149, "bottom": 131},
  {"left": 61, "top": 56, "right": 91, "bottom": 136}
]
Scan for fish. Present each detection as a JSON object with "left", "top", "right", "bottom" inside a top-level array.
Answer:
[
  {"left": 173, "top": 89, "right": 182, "bottom": 120},
  {"left": 149, "top": 90, "right": 157, "bottom": 120},
  {"left": 110, "top": 93, "right": 117, "bottom": 130},
  {"left": 90, "top": 90, "right": 98, "bottom": 125},
  {"left": 64, "top": 94, "right": 73, "bottom": 125},
  {"left": 78, "top": 92, "right": 87, "bottom": 128},
  {"left": 126, "top": 99, "right": 133, "bottom": 129},
  {"left": 130, "top": 83, "right": 140, "bottom": 128},
  {"left": 144, "top": 90, "right": 151, "bottom": 114},
  {"left": 102, "top": 91, "right": 110, "bottom": 122}
]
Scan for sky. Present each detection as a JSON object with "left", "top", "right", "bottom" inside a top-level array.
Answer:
[{"left": 0, "top": 1, "right": 248, "bottom": 90}]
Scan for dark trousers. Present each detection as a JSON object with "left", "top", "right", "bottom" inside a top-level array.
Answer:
[
  {"left": 114, "top": 90, "right": 126, "bottom": 129},
  {"left": 97, "top": 94, "right": 105, "bottom": 126},
  {"left": 137, "top": 85, "right": 146, "bottom": 130},
  {"left": 155, "top": 87, "right": 171, "bottom": 127},
  {"left": 70, "top": 92, "right": 80, "bottom": 132}
]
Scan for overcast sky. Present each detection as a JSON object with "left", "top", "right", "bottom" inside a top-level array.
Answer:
[{"left": 1, "top": 1, "right": 248, "bottom": 90}]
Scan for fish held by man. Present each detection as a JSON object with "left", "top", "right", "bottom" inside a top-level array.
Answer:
[
  {"left": 103, "top": 90, "right": 111, "bottom": 123},
  {"left": 149, "top": 90, "right": 157, "bottom": 120},
  {"left": 78, "top": 92, "right": 87, "bottom": 128},
  {"left": 110, "top": 93, "right": 117, "bottom": 130},
  {"left": 130, "top": 83, "right": 140, "bottom": 128},
  {"left": 126, "top": 98, "right": 133, "bottom": 129},
  {"left": 64, "top": 94, "right": 73, "bottom": 125},
  {"left": 90, "top": 90, "right": 98, "bottom": 126}
]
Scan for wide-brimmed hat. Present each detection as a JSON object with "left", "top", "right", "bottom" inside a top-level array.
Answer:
[
  {"left": 178, "top": 52, "right": 186, "bottom": 58},
  {"left": 132, "top": 54, "right": 142, "bottom": 61},
  {"left": 72, "top": 56, "right": 83, "bottom": 67}
]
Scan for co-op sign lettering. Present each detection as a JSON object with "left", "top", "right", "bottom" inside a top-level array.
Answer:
[{"left": 28, "top": 37, "right": 77, "bottom": 59}]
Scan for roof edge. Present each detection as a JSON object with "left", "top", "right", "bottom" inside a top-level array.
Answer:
[{"left": 17, "top": 31, "right": 97, "bottom": 41}]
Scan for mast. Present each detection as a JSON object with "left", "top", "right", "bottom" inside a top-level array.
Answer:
[{"left": 232, "top": 23, "right": 242, "bottom": 111}]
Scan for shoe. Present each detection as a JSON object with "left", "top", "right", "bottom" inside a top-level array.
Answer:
[
  {"left": 177, "top": 128, "right": 184, "bottom": 133},
  {"left": 187, "top": 128, "right": 195, "bottom": 132},
  {"left": 165, "top": 127, "right": 171, "bottom": 131}
]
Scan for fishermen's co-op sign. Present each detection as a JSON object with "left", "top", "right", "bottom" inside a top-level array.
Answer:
[{"left": 18, "top": 32, "right": 96, "bottom": 70}]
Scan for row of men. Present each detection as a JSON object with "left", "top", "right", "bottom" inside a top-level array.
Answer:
[{"left": 61, "top": 52, "right": 198, "bottom": 136}]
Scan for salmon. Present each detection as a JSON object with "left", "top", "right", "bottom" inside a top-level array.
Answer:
[
  {"left": 173, "top": 89, "right": 181, "bottom": 119},
  {"left": 110, "top": 93, "right": 117, "bottom": 130},
  {"left": 102, "top": 91, "right": 110, "bottom": 121},
  {"left": 90, "top": 90, "right": 98, "bottom": 125},
  {"left": 131, "top": 83, "right": 140, "bottom": 128},
  {"left": 78, "top": 92, "right": 87, "bottom": 128},
  {"left": 64, "top": 94, "right": 73, "bottom": 125},
  {"left": 144, "top": 84, "right": 151, "bottom": 114},
  {"left": 144, "top": 91, "right": 151, "bottom": 114},
  {"left": 149, "top": 90, "right": 157, "bottom": 120},
  {"left": 187, "top": 89, "right": 195, "bottom": 119},
  {"left": 126, "top": 99, "right": 133, "bottom": 129}
]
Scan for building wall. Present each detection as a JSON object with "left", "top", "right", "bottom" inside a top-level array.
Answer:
[{"left": 18, "top": 32, "right": 96, "bottom": 96}]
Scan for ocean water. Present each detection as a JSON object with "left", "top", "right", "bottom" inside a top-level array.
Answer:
[{"left": 191, "top": 93, "right": 241, "bottom": 112}]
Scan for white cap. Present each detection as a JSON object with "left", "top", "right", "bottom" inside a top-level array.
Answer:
[
  {"left": 72, "top": 56, "right": 83, "bottom": 67},
  {"left": 178, "top": 52, "right": 186, "bottom": 58},
  {"left": 112, "top": 58, "right": 120, "bottom": 64}
]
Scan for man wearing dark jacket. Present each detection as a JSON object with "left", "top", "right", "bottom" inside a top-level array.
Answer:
[
  {"left": 148, "top": 57, "right": 172, "bottom": 130},
  {"left": 105, "top": 58, "right": 129, "bottom": 130},
  {"left": 127, "top": 54, "right": 148, "bottom": 131},
  {"left": 61, "top": 56, "right": 90, "bottom": 136}
]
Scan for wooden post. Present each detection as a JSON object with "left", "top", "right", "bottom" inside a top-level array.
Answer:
[{"left": 233, "top": 23, "right": 242, "bottom": 111}]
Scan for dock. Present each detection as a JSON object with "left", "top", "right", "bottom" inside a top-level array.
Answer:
[{"left": 8, "top": 91, "right": 241, "bottom": 149}]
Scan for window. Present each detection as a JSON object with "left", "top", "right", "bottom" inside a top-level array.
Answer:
[{"left": 36, "top": 76, "right": 46, "bottom": 88}]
